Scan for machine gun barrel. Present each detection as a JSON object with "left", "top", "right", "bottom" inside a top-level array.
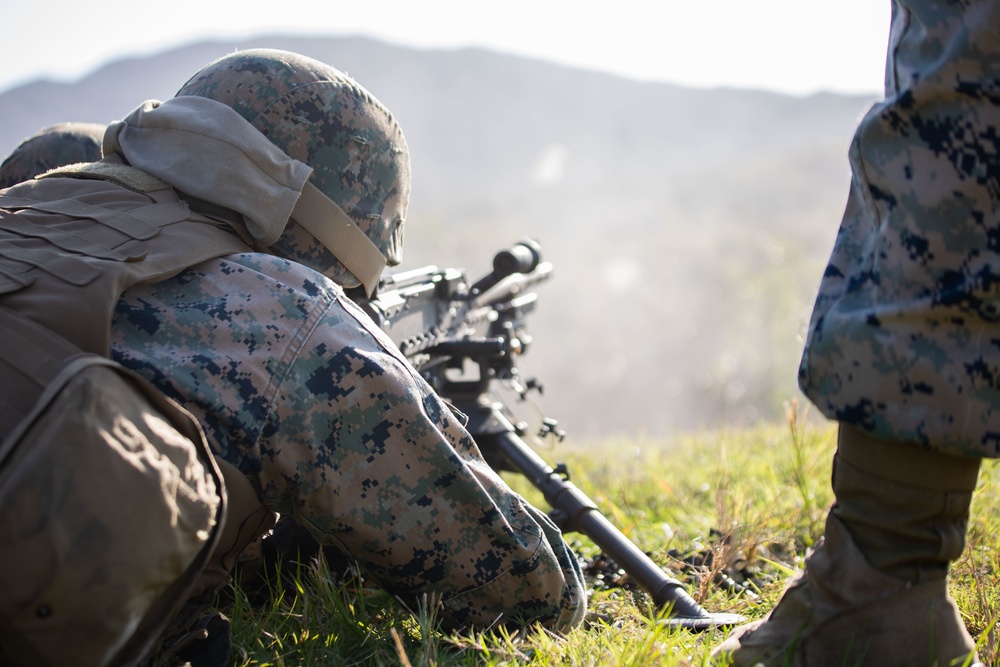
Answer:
[{"left": 465, "top": 404, "right": 743, "bottom": 629}]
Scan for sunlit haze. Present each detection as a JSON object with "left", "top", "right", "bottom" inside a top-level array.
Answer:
[{"left": 0, "top": 0, "right": 891, "bottom": 97}]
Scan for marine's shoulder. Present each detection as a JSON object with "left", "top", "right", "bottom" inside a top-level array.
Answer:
[
  {"left": 209, "top": 253, "right": 343, "bottom": 297},
  {"left": 39, "top": 161, "right": 171, "bottom": 193}
]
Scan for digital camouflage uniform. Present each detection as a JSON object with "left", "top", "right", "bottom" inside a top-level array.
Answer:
[
  {"left": 798, "top": 0, "right": 1000, "bottom": 457},
  {"left": 101, "top": 50, "right": 585, "bottom": 632},
  {"left": 716, "top": 2, "right": 996, "bottom": 664},
  {"left": 110, "top": 254, "right": 584, "bottom": 630},
  {"left": 0, "top": 122, "right": 104, "bottom": 189}
]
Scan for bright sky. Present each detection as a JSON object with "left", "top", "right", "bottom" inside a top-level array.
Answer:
[{"left": 0, "top": 1, "right": 891, "bottom": 97}]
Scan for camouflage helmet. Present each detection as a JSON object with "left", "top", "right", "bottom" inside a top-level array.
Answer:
[
  {"left": 0, "top": 122, "right": 105, "bottom": 189},
  {"left": 174, "top": 49, "right": 409, "bottom": 288}
]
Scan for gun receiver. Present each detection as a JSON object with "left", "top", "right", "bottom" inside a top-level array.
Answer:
[{"left": 353, "top": 240, "right": 741, "bottom": 630}]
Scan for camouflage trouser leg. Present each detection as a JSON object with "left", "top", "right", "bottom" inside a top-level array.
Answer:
[{"left": 798, "top": 0, "right": 1000, "bottom": 456}]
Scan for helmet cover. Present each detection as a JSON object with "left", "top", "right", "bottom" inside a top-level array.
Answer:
[
  {"left": 0, "top": 122, "right": 105, "bottom": 189},
  {"left": 175, "top": 49, "right": 410, "bottom": 286}
]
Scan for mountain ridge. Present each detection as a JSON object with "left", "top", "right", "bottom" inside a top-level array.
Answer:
[{"left": 0, "top": 35, "right": 877, "bottom": 438}]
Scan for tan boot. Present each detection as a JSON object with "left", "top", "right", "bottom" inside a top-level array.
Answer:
[
  {"left": 713, "top": 425, "right": 982, "bottom": 667},
  {"left": 714, "top": 514, "right": 978, "bottom": 666}
]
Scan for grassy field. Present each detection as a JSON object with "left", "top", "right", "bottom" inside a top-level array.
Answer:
[{"left": 226, "top": 403, "right": 1000, "bottom": 666}]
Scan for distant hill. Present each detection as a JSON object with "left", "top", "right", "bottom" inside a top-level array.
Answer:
[{"left": 0, "top": 35, "right": 879, "bottom": 440}]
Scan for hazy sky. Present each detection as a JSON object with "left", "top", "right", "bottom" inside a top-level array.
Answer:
[{"left": 0, "top": 1, "right": 891, "bottom": 97}]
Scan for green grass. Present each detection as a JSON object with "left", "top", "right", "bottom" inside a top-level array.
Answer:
[{"left": 224, "top": 402, "right": 1000, "bottom": 665}]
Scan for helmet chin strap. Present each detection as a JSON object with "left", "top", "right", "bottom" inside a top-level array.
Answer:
[{"left": 291, "top": 181, "right": 387, "bottom": 296}]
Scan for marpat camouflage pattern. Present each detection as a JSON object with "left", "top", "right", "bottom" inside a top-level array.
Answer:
[
  {"left": 110, "top": 253, "right": 586, "bottom": 631},
  {"left": 176, "top": 50, "right": 410, "bottom": 288},
  {"left": 798, "top": 0, "right": 1000, "bottom": 456}
]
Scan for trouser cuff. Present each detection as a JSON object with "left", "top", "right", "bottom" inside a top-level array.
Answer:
[{"left": 837, "top": 424, "right": 980, "bottom": 493}]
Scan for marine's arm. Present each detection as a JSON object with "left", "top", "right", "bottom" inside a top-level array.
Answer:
[{"left": 256, "top": 285, "right": 586, "bottom": 632}]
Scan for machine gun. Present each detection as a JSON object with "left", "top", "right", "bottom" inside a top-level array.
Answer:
[{"left": 351, "top": 240, "right": 741, "bottom": 630}]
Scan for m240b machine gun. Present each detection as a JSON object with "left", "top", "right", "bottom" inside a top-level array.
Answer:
[{"left": 352, "top": 240, "right": 741, "bottom": 630}]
